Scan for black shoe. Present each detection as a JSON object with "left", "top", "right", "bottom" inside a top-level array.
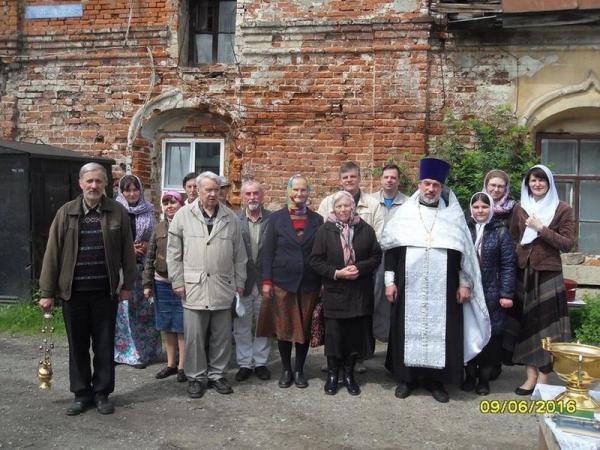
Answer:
[
  {"left": 293, "top": 371, "right": 309, "bottom": 388},
  {"left": 476, "top": 381, "right": 490, "bottom": 396},
  {"left": 187, "top": 380, "right": 206, "bottom": 399},
  {"left": 235, "top": 367, "right": 253, "bottom": 382},
  {"left": 94, "top": 395, "right": 115, "bottom": 415},
  {"left": 208, "top": 377, "right": 234, "bottom": 394},
  {"left": 426, "top": 383, "right": 449, "bottom": 403},
  {"left": 515, "top": 386, "right": 534, "bottom": 396},
  {"left": 254, "top": 366, "right": 271, "bottom": 380},
  {"left": 133, "top": 363, "right": 147, "bottom": 369},
  {"left": 461, "top": 377, "right": 476, "bottom": 392},
  {"left": 343, "top": 371, "right": 360, "bottom": 396},
  {"left": 394, "top": 383, "right": 412, "bottom": 399},
  {"left": 66, "top": 398, "right": 93, "bottom": 416},
  {"left": 489, "top": 365, "right": 502, "bottom": 381},
  {"left": 155, "top": 365, "right": 178, "bottom": 379},
  {"left": 324, "top": 370, "right": 339, "bottom": 395},
  {"left": 279, "top": 370, "right": 293, "bottom": 388},
  {"left": 176, "top": 369, "right": 187, "bottom": 383}
]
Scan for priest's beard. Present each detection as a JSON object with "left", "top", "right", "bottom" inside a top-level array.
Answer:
[{"left": 419, "top": 193, "right": 440, "bottom": 206}]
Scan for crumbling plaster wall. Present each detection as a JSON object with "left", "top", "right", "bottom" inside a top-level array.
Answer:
[{"left": 431, "top": 27, "right": 600, "bottom": 140}]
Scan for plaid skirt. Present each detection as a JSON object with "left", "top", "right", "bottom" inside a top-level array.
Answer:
[
  {"left": 503, "top": 265, "right": 571, "bottom": 374},
  {"left": 256, "top": 285, "right": 319, "bottom": 344}
]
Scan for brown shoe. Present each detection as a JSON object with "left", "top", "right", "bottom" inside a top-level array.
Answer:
[{"left": 155, "top": 365, "right": 178, "bottom": 379}]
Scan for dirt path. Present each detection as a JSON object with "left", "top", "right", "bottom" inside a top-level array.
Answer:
[{"left": 0, "top": 334, "right": 540, "bottom": 449}]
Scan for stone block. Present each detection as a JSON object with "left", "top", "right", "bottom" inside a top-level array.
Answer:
[{"left": 562, "top": 253, "right": 585, "bottom": 265}]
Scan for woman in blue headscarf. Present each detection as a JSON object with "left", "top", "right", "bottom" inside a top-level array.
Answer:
[{"left": 256, "top": 175, "right": 323, "bottom": 389}]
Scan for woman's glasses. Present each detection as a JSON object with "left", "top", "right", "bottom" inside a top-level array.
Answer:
[{"left": 487, "top": 183, "right": 506, "bottom": 191}]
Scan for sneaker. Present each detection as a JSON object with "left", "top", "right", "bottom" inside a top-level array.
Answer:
[
  {"left": 187, "top": 380, "right": 206, "bottom": 399},
  {"left": 176, "top": 369, "right": 187, "bottom": 383},
  {"left": 254, "top": 366, "right": 271, "bottom": 380},
  {"left": 208, "top": 377, "right": 234, "bottom": 394},
  {"left": 155, "top": 365, "right": 178, "bottom": 380}
]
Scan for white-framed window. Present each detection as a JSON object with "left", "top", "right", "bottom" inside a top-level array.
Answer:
[
  {"left": 538, "top": 134, "right": 600, "bottom": 253},
  {"left": 161, "top": 138, "right": 225, "bottom": 191},
  {"left": 190, "top": 0, "right": 236, "bottom": 65}
]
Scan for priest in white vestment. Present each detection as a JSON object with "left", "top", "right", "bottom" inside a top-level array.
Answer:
[{"left": 380, "top": 158, "right": 490, "bottom": 403}]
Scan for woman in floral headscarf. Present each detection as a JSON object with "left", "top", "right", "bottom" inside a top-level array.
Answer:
[
  {"left": 114, "top": 175, "right": 162, "bottom": 368},
  {"left": 257, "top": 175, "right": 323, "bottom": 389},
  {"left": 483, "top": 169, "right": 516, "bottom": 228},
  {"left": 310, "top": 191, "right": 381, "bottom": 396}
]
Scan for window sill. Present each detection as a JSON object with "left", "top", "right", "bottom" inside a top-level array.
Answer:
[{"left": 178, "top": 64, "right": 239, "bottom": 78}]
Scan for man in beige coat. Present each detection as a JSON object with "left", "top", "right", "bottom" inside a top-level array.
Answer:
[
  {"left": 167, "top": 171, "right": 247, "bottom": 399},
  {"left": 317, "top": 162, "right": 384, "bottom": 239},
  {"left": 370, "top": 163, "right": 409, "bottom": 342}
]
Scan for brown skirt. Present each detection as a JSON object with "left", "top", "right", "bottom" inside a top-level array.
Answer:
[
  {"left": 256, "top": 286, "right": 319, "bottom": 344},
  {"left": 503, "top": 265, "right": 571, "bottom": 373}
]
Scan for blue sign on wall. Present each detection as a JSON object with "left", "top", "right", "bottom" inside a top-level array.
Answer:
[{"left": 24, "top": 4, "right": 83, "bottom": 20}]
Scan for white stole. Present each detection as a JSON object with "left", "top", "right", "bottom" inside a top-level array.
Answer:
[{"left": 404, "top": 247, "right": 447, "bottom": 369}]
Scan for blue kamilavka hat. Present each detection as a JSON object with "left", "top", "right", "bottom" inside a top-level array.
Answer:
[{"left": 419, "top": 158, "right": 451, "bottom": 184}]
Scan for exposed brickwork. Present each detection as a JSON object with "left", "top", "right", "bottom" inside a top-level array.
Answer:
[{"left": 3, "top": 0, "right": 587, "bottom": 210}]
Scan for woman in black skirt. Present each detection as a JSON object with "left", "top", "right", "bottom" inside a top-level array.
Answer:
[
  {"left": 464, "top": 192, "right": 516, "bottom": 395},
  {"left": 505, "top": 165, "right": 574, "bottom": 396},
  {"left": 309, "top": 191, "right": 381, "bottom": 396}
]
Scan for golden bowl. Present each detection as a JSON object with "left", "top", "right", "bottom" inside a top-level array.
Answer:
[{"left": 542, "top": 338, "right": 600, "bottom": 412}]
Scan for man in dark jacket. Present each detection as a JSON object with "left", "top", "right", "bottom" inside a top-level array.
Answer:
[
  {"left": 39, "top": 162, "right": 136, "bottom": 416},
  {"left": 233, "top": 181, "right": 272, "bottom": 382}
]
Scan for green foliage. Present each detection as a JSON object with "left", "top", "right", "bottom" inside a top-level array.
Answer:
[
  {"left": 0, "top": 299, "right": 65, "bottom": 337},
  {"left": 372, "top": 155, "right": 417, "bottom": 195},
  {"left": 428, "top": 105, "right": 540, "bottom": 210},
  {"left": 571, "top": 294, "right": 600, "bottom": 346}
]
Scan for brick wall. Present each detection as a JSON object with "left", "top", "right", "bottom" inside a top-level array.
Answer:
[{"left": 0, "top": 0, "right": 534, "bottom": 208}]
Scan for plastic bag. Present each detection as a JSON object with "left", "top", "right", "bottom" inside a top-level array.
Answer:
[{"left": 234, "top": 292, "right": 245, "bottom": 318}]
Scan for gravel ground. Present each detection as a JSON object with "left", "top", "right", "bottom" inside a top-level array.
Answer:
[{"left": 0, "top": 334, "right": 545, "bottom": 449}]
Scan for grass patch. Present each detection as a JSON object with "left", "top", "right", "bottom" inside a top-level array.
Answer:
[{"left": 0, "top": 302, "right": 65, "bottom": 336}]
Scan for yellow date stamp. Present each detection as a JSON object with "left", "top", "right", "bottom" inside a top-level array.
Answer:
[{"left": 479, "top": 399, "right": 576, "bottom": 414}]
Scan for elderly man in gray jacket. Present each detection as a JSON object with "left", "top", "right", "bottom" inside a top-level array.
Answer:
[{"left": 167, "top": 171, "right": 247, "bottom": 399}]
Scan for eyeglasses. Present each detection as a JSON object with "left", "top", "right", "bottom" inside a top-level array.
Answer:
[{"left": 487, "top": 183, "right": 506, "bottom": 191}]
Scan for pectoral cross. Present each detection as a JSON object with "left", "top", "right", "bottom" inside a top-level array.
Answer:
[{"left": 425, "top": 234, "right": 434, "bottom": 249}]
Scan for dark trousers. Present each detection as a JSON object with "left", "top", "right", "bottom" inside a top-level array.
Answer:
[{"left": 62, "top": 290, "right": 118, "bottom": 399}]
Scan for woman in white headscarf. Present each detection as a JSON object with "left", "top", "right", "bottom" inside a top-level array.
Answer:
[
  {"left": 464, "top": 192, "right": 515, "bottom": 396},
  {"left": 505, "top": 165, "right": 574, "bottom": 396}
]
